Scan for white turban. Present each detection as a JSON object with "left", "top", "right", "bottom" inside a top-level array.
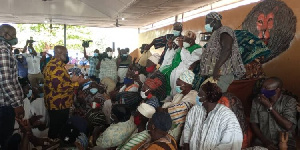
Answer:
[
  {"left": 148, "top": 53, "right": 160, "bottom": 65},
  {"left": 137, "top": 103, "right": 156, "bottom": 118},
  {"left": 179, "top": 70, "right": 195, "bottom": 85}
]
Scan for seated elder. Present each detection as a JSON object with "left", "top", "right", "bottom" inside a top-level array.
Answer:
[
  {"left": 161, "top": 70, "right": 197, "bottom": 141},
  {"left": 119, "top": 69, "right": 139, "bottom": 92},
  {"left": 117, "top": 103, "right": 156, "bottom": 150},
  {"left": 182, "top": 81, "right": 243, "bottom": 150},
  {"left": 95, "top": 104, "right": 136, "bottom": 149},
  {"left": 250, "top": 77, "right": 297, "bottom": 149},
  {"left": 138, "top": 112, "right": 177, "bottom": 150},
  {"left": 140, "top": 78, "right": 163, "bottom": 109}
]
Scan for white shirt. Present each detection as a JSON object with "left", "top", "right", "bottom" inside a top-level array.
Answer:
[
  {"left": 182, "top": 104, "right": 243, "bottom": 150},
  {"left": 23, "top": 53, "right": 42, "bottom": 74}
]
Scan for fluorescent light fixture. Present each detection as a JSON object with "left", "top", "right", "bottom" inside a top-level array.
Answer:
[
  {"left": 44, "top": 20, "right": 48, "bottom": 23},
  {"left": 140, "top": 0, "right": 261, "bottom": 33},
  {"left": 122, "top": 18, "right": 125, "bottom": 21}
]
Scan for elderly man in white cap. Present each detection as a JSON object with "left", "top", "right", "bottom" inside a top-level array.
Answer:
[
  {"left": 160, "top": 70, "right": 198, "bottom": 141},
  {"left": 117, "top": 103, "right": 156, "bottom": 150}
]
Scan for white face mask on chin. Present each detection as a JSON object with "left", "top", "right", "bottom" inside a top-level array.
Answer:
[
  {"left": 183, "top": 42, "right": 191, "bottom": 48},
  {"left": 107, "top": 52, "right": 113, "bottom": 57}
]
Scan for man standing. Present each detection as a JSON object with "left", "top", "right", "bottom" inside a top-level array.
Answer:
[
  {"left": 144, "top": 22, "right": 183, "bottom": 65},
  {"left": 44, "top": 45, "right": 84, "bottom": 139},
  {"left": 0, "top": 24, "right": 24, "bottom": 149},
  {"left": 22, "top": 40, "right": 46, "bottom": 89},
  {"left": 83, "top": 46, "right": 100, "bottom": 83},
  {"left": 14, "top": 48, "right": 28, "bottom": 79},
  {"left": 200, "top": 12, "right": 245, "bottom": 92},
  {"left": 250, "top": 77, "right": 297, "bottom": 149}
]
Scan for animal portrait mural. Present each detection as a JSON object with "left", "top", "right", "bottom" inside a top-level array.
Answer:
[{"left": 242, "top": 0, "right": 297, "bottom": 63}]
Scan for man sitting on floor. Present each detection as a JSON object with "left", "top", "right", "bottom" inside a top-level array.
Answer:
[{"left": 250, "top": 77, "right": 297, "bottom": 149}]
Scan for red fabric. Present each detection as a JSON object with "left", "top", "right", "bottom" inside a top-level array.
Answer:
[{"left": 227, "top": 79, "right": 258, "bottom": 117}]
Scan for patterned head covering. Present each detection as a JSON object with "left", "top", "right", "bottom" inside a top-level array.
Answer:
[
  {"left": 179, "top": 70, "right": 195, "bottom": 85},
  {"left": 145, "top": 78, "right": 162, "bottom": 90},
  {"left": 137, "top": 103, "right": 156, "bottom": 118},
  {"left": 206, "top": 12, "right": 222, "bottom": 21},
  {"left": 152, "top": 112, "right": 172, "bottom": 132},
  {"left": 148, "top": 53, "right": 160, "bottom": 65},
  {"left": 173, "top": 22, "right": 183, "bottom": 28},
  {"left": 184, "top": 31, "right": 197, "bottom": 40}
]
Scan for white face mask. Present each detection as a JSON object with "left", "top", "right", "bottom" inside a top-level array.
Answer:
[
  {"left": 173, "top": 30, "right": 180, "bottom": 36},
  {"left": 107, "top": 52, "right": 113, "bottom": 57},
  {"left": 183, "top": 42, "right": 190, "bottom": 48},
  {"left": 140, "top": 89, "right": 149, "bottom": 99}
]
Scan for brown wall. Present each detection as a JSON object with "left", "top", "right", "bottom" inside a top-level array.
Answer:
[{"left": 138, "top": 0, "right": 300, "bottom": 98}]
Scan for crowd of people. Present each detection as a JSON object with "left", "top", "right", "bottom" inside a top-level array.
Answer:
[{"left": 0, "top": 11, "right": 298, "bottom": 150}]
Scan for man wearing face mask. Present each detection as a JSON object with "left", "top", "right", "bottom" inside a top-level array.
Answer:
[
  {"left": 14, "top": 49, "right": 28, "bottom": 79},
  {"left": 200, "top": 12, "right": 245, "bottom": 92},
  {"left": 44, "top": 45, "right": 85, "bottom": 140},
  {"left": 22, "top": 39, "right": 46, "bottom": 90},
  {"left": 117, "top": 48, "right": 132, "bottom": 84},
  {"left": 182, "top": 82, "right": 242, "bottom": 150},
  {"left": 140, "top": 78, "right": 162, "bottom": 109},
  {"left": 144, "top": 22, "right": 183, "bottom": 65},
  {"left": 162, "top": 31, "right": 202, "bottom": 96},
  {"left": 0, "top": 24, "right": 24, "bottom": 149},
  {"left": 96, "top": 47, "right": 118, "bottom": 89},
  {"left": 250, "top": 77, "right": 297, "bottom": 150},
  {"left": 83, "top": 47, "right": 100, "bottom": 83},
  {"left": 160, "top": 70, "right": 197, "bottom": 141}
]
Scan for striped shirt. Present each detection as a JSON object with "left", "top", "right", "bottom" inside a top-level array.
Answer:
[
  {"left": 183, "top": 104, "right": 243, "bottom": 150},
  {"left": 168, "top": 102, "right": 193, "bottom": 125},
  {"left": 0, "top": 40, "right": 23, "bottom": 108}
]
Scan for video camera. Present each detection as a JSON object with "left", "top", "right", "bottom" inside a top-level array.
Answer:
[
  {"left": 82, "top": 40, "right": 93, "bottom": 48},
  {"left": 27, "top": 37, "right": 35, "bottom": 45}
]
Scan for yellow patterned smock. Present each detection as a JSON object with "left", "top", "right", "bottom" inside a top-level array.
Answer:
[{"left": 43, "top": 58, "right": 79, "bottom": 110}]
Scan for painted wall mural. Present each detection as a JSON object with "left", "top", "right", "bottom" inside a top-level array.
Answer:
[{"left": 242, "top": 0, "right": 297, "bottom": 63}]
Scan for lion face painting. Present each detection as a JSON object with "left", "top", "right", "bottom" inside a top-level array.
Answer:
[{"left": 242, "top": 0, "right": 297, "bottom": 63}]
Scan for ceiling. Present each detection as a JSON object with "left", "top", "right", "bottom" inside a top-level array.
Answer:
[{"left": 0, "top": 0, "right": 218, "bottom": 28}]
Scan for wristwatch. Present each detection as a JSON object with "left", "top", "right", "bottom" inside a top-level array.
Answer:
[{"left": 267, "top": 106, "right": 273, "bottom": 112}]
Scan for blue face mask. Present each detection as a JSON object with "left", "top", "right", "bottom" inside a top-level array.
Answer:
[
  {"left": 124, "top": 77, "right": 134, "bottom": 85},
  {"left": 27, "top": 90, "right": 32, "bottom": 98},
  {"left": 173, "top": 30, "right": 181, "bottom": 36},
  {"left": 90, "top": 88, "right": 98, "bottom": 94},
  {"left": 39, "top": 93, "right": 44, "bottom": 98},
  {"left": 94, "top": 53, "right": 98, "bottom": 57},
  {"left": 205, "top": 24, "right": 213, "bottom": 32},
  {"left": 175, "top": 86, "right": 182, "bottom": 94},
  {"left": 261, "top": 89, "right": 276, "bottom": 98},
  {"left": 196, "top": 95, "right": 206, "bottom": 106}
]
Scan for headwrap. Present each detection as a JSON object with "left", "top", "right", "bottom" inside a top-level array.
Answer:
[
  {"left": 85, "top": 109, "right": 107, "bottom": 127},
  {"left": 137, "top": 103, "right": 156, "bottom": 118},
  {"left": 184, "top": 31, "right": 197, "bottom": 40},
  {"left": 152, "top": 112, "right": 172, "bottom": 132},
  {"left": 206, "top": 12, "right": 222, "bottom": 21},
  {"left": 144, "top": 78, "right": 162, "bottom": 90},
  {"left": 111, "top": 104, "right": 131, "bottom": 122},
  {"left": 179, "top": 70, "right": 195, "bottom": 85},
  {"left": 148, "top": 53, "right": 160, "bottom": 65},
  {"left": 173, "top": 22, "right": 183, "bottom": 28}
]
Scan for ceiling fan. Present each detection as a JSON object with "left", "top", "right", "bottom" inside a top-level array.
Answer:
[{"left": 48, "top": 19, "right": 59, "bottom": 33}]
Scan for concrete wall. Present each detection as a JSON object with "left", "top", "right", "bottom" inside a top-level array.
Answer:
[{"left": 138, "top": 0, "right": 300, "bottom": 98}]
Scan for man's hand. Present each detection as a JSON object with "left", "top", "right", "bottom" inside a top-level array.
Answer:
[
  {"left": 14, "top": 106, "right": 25, "bottom": 119},
  {"left": 144, "top": 44, "right": 151, "bottom": 51},
  {"left": 177, "top": 37, "right": 184, "bottom": 48},
  {"left": 212, "top": 68, "right": 220, "bottom": 80},
  {"left": 259, "top": 94, "right": 272, "bottom": 108},
  {"left": 71, "top": 75, "right": 80, "bottom": 83},
  {"left": 167, "top": 39, "right": 173, "bottom": 49}
]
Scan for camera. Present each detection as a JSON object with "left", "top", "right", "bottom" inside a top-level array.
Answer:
[
  {"left": 27, "top": 37, "right": 35, "bottom": 45},
  {"left": 82, "top": 40, "right": 93, "bottom": 48}
]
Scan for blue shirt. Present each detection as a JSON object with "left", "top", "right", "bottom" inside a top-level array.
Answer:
[{"left": 16, "top": 55, "right": 28, "bottom": 78}]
